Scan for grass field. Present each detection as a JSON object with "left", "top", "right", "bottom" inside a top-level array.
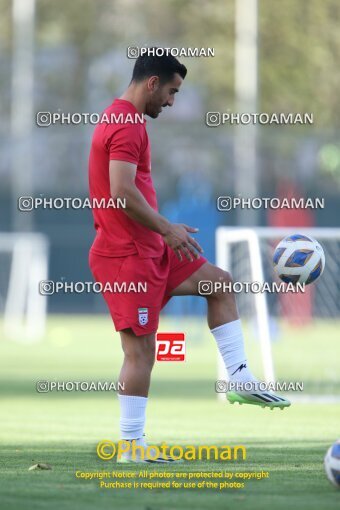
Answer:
[{"left": 0, "top": 315, "right": 339, "bottom": 509}]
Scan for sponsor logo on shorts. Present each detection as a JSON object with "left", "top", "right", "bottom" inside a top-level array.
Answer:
[
  {"left": 138, "top": 307, "right": 149, "bottom": 326},
  {"left": 156, "top": 333, "right": 186, "bottom": 362}
]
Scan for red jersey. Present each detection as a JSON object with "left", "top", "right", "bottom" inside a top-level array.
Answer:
[{"left": 89, "top": 99, "right": 164, "bottom": 257}]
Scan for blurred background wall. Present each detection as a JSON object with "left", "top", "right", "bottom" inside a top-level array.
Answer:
[{"left": 0, "top": 0, "right": 340, "bottom": 315}]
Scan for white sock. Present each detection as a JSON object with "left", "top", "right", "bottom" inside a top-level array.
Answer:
[
  {"left": 118, "top": 394, "right": 147, "bottom": 440},
  {"left": 211, "top": 319, "right": 257, "bottom": 383},
  {"left": 122, "top": 436, "right": 147, "bottom": 447}
]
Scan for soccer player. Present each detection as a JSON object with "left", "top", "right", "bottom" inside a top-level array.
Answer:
[{"left": 89, "top": 52, "right": 290, "bottom": 463}]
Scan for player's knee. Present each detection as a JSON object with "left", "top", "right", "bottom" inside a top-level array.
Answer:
[
  {"left": 206, "top": 269, "right": 234, "bottom": 300},
  {"left": 123, "top": 335, "right": 155, "bottom": 368}
]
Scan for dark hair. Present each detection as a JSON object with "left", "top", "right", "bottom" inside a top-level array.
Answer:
[{"left": 131, "top": 49, "right": 187, "bottom": 84}]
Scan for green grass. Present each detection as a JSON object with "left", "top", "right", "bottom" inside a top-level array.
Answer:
[{"left": 0, "top": 315, "right": 339, "bottom": 509}]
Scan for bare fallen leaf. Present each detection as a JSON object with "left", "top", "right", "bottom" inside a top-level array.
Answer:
[{"left": 28, "top": 463, "right": 52, "bottom": 471}]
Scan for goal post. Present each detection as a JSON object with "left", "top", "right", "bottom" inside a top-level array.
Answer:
[
  {"left": 215, "top": 226, "right": 340, "bottom": 399},
  {"left": 0, "top": 232, "right": 49, "bottom": 342}
]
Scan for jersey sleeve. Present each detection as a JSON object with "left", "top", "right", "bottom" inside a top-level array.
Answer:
[{"left": 105, "top": 122, "right": 144, "bottom": 165}]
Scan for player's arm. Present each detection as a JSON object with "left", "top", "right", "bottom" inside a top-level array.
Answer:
[{"left": 109, "top": 160, "right": 203, "bottom": 261}]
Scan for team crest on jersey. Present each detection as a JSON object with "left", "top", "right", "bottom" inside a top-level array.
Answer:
[{"left": 138, "top": 307, "right": 148, "bottom": 326}]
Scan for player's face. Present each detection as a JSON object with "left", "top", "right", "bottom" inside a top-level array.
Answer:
[{"left": 146, "top": 73, "right": 183, "bottom": 118}]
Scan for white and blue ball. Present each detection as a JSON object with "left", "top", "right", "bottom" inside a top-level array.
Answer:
[
  {"left": 324, "top": 440, "right": 340, "bottom": 488},
  {"left": 273, "top": 234, "right": 325, "bottom": 285}
]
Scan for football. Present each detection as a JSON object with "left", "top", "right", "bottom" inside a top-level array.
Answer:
[
  {"left": 273, "top": 234, "right": 325, "bottom": 285},
  {"left": 324, "top": 440, "right": 340, "bottom": 488}
]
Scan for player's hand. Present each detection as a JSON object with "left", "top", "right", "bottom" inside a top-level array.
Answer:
[{"left": 162, "top": 223, "right": 203, "bottom": 261}]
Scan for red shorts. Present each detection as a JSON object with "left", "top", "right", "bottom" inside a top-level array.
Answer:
[{"left": 89, "top": 244, "right": 207, "bottom": 336}]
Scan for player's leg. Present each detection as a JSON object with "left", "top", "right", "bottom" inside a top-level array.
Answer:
[
  {"left": 170, "top": 261, "right": 255, "bottom": 380},
  {"left": 119, "top": 328, "right": 155, "bottom": 397},
  {"left": 117, "top": 328, "right": 155, "bottom": 461},
  {"left": 170, "top": 261, "right": 291, "bottom": 409},
  {"left": 117, "top": 328, "right": 178, "bottom": 463},
  {"left": 171, "top": 262, "right": 239, "bottom": 328}
]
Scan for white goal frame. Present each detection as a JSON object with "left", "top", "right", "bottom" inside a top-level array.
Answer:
[
  {"left": 215, "top": 226, "right": 340, "bottom": 399},
  {"left": 0, "top": 233, "right": 49, "bottom": 342}
]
